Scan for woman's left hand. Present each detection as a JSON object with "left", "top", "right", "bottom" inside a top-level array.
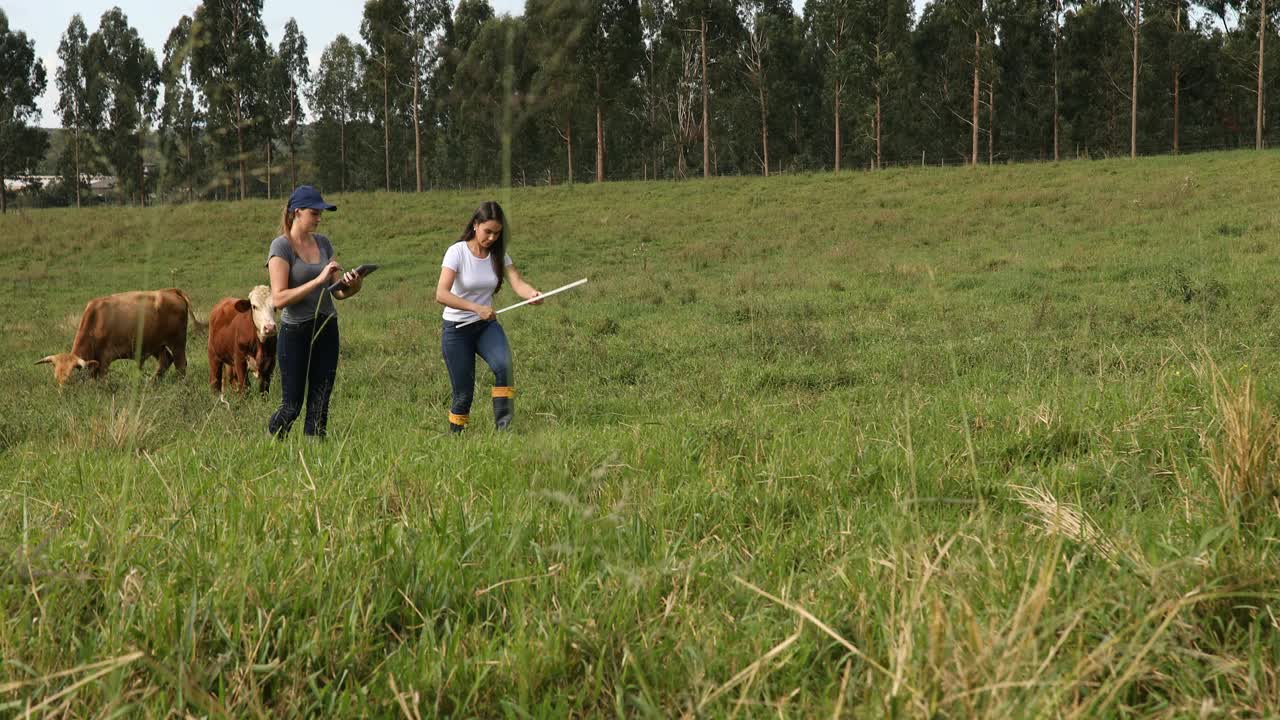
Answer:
[
  {"left": 342, "top": 270, "right": 364, "bottom": 292},
  {"left": 527, "top": 289, "right": 542, "bottom": 305}
]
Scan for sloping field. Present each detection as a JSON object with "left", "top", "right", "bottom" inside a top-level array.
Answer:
[{"left": 3, "top": 152, "right": 1280, "bottom": 716}]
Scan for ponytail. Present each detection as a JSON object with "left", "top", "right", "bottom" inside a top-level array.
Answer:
[{"left": 280, "top": 207, "right": 297, "bottom": 236}]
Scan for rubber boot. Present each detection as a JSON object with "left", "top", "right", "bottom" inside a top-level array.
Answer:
[
  {"left": 492, "top": 387, "right": 515, "bottom": 431},
  {"left": 449, "top": 413, "right": 468, "bottom": 434}
]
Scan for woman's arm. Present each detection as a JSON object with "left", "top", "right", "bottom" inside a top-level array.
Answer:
[
  {"left": 435, "top": 266, "right": 496, "bottom": 320},
  {"left": 505, "top": 265, "right": 542, "bottom": 302},
  {"left": 270, "top": 256, "right": 341, "bottom": 309}
]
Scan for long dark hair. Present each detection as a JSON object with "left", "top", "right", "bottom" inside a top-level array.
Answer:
[{"left": 459, "top": 201, "right": 507, "bottom": 295}]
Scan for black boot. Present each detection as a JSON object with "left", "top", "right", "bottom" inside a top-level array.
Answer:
[
  {"left": 449, "top": 413, "right": 468, "bottom": 434},
  {"left": 492, "top": 387, "right": 514, "bottom": 430}
]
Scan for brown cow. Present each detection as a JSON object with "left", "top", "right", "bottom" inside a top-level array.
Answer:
[
  {"left": 207, "top": 285, "right": 278, "bottom": 394},
  {"left": 37, "top": 288, "right": 201, "bottom": 386}
]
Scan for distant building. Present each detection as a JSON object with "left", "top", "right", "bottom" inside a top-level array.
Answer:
[{"left": 3, "top": 175, "right": 117, "bottom": 193}]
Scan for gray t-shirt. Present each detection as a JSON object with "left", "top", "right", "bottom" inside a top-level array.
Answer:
[{"left": 268, "top": 234, "right": 337, "bottom": 324}]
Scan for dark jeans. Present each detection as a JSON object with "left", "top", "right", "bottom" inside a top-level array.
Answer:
[
  {"left": 442, "top": 319, "right": 512, "bottom": 416},
  {"left": 269, "top": 315, "right": 340, "bottom": 438}
]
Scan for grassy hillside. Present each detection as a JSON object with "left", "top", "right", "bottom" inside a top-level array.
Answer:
[{"left": 3, "top": 152, "right": 1280, "bottom": 716}]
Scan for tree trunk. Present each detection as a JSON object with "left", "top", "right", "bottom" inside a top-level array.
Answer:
[
  {"left": 701, "top": 16, "right": 710, "bottom": 179},
  {"left": 340, "top": 118, "right": 348, "bottom": 193},
  {"left": 186, "top": 125, "right": 194, "bottom": 202},
  {"left": 566, "top": 113, "right": 574, "bottom": 184},
  {"left": 139, "top": 129, "right": 146, "bottom": 208},
  {"left": 759, "top": 79, "right": 769, "bottom": 177},
  {"left": 383, "top": 59, "right": 391, "bottom": 192},
  {"left": 988, "top": 81, "right": 995, "bottom": 164},
  {"left": 972, "top": 29, "right": 981, "bottom": 167},
  {"left": 875, "top": 90, "right": 882, "bottom": 171},
  {"left": 834, "top": 77, "right": 842, "bottom": 172},
  {"left": 1259, "top": 0, "right": 1267, "bottom": 149},
  {"left": 414, "top": 73, "right": 423, "bottom": 192},
  {"left": 266, "top": 141, "right": 272, "bottom": 200},
  {"left": 874, "top": 42, "right": 882, "bottom": 171},
  {"left": 1131, "top": 0, "right": 1140, "bottom": 158},
  {"left": 596, "top": 75, "right": 605, "bottom": 182},
  {"left": 1173, "top": 0, "right": 1181, "bottom": 153},
  {"left": 1054, "top": 0, "right": 1061, "bottom": 161},
  {"left": 290, "top": 77, "right": 299, "bottom": 189},
  {"left": 1, "top": 158, "right": 7, "bottom": 214},
  {"left": 73, "top": 128, "right": 80, "bottom": 207},
  {"left": 237, "top": 92, "right": 246, "bottom": 200}
]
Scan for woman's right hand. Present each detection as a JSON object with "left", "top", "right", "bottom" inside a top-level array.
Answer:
[
  {"left": 316, "top": 260, "right": 343, "bottom": 286},
  {"left": 474, "top": 305, "right": 497, "bottom": 321}
]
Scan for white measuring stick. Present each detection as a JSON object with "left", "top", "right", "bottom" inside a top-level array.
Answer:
[{"left": 455, "top": 278, "right": 589, "bottom": 328}]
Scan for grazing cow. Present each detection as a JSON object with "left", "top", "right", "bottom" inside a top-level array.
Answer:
[
  {"left": 207, "top": 285, "right": 278, "bottom": 394},
  {"left": 37, "top": 288, "right": 200, "bottom": 386}
]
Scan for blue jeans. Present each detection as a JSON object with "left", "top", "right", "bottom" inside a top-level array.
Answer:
[
  {"left": 269, "top": 316, "right": 340, "bottom": 438},
  {"left": 442, "top": 319, "right": 512, "bottom": 417}
]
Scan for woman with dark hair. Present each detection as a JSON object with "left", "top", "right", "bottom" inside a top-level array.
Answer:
[
  {"left": 435, "top": 201, "right": 541, "bottom": 433},
  {"left": 266, "top": 185, "right": 363, "bottom": 439}
]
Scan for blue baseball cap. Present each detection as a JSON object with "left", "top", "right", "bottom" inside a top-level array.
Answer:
[{"left": 287, "top": 185, "right": 337, "bottom": 212}]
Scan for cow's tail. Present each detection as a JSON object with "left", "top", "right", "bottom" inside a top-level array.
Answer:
[{"left": 174, "top": 289, "right": 208, "bottom": 336}]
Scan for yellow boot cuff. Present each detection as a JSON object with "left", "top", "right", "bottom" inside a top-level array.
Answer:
[
  {"left": 449, "top": 413, "right": 469, "bottom": 426},
  {"left": 491, "top": 387, "right": 516, "bottom": 399}
]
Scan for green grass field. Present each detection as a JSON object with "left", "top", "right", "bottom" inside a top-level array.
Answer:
[{"left": 4, "top": 151, "right": 1280, "bottom": 717}]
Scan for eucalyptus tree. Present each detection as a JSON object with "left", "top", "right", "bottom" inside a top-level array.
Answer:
[
  {"left": 986, "top": 0, "right": 1054, "bottom": 161},
  {"left": 278, "top": 19, "right": 310, "bottom": 188},
  {"left": 431, "top": 0, "right": 495, "bottom": 185},
  {"left": 853, "top": 0, "right": 913, "bottom": 168},
  {"left": 452, "top": 14, "right": 536, "bottom": 186},
  {"left": 396, "top": 0, "right": 451, "bottom": 191},
  {"left": 805, "top": 0, "right": 858, "bottom": 171},
  {"left": 309, "top": 35, "right": 366, "bottom": 192},
  {"left": 736, "top": 0, "right": 803, "bottom": 174},
  {"left": 56, "top": 15, "right": 93, "bottom": 207},
  {"left": 362, "top": 0, "right": 413, "bottom": 191},
  {"left": 191, "top": 0, "right": 270, "bottom": 200},
  {"left": 1059, "top": 0, "right": 1132, "bottom": 155},
  {"left": 527, "top": 0, "right": 588, "bottom": 183},
  {"left": 159, "top": 15, "right": 207, "bottom": 201},
  {"left": 87, "top": 8, "right": 160, "bottom": 206},
  {"left": 0, "top": 9, "right": 48, "bottom": 213},
  {"left": 584, "top": 0, "right": 644, "bottom": 181},
  {"left": 1126, "top": 0, "right": 1142, "bottom": 156}
]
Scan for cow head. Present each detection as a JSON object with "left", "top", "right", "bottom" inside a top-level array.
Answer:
[
  {"left": 36, "top": 353, "right": 98, "bottom": 385},
  {"left": 241, "top": 285, "right": 277, "bottom": 342}
]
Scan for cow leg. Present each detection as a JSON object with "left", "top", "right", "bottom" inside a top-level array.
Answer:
[
  {"left": 258, "top": 353, "right": 275, "bottom": 394},
  {"left": 154, "top": 349, "right": 173, "bottom": 380},
  {"left": 209, "top": 348, "right": 223, "bottom": 392},
  {"left": 232, "top": 352, "right": 249, "bottom": 392},
  {"left": 172, "top": 347, "right": 187, "bottom": 378}
]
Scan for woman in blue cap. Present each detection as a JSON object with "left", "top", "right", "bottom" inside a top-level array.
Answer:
[
  {"left": 435, "top": 201, "right": 541, "bottom": 433},
  {"left": 266, "top": 185, "right": 363, "bottom": 438}
]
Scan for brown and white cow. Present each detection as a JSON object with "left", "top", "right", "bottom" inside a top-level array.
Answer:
[
  {"left": 207, "top": 285, "right": 278, "bottom": 394},
  {"left": 37, "top": 288, "right": 201, "bottom": 386}
]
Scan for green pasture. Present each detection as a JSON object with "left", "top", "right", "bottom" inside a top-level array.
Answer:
[{"left": 3, "top": 151, "right": 1280, "bottom": 717}]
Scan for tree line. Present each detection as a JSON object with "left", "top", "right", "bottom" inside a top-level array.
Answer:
[{"left": 0, "top": 0, "right": 1277, "bottom": 209}]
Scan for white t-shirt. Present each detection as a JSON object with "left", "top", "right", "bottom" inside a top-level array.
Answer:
[{"left": 441, "top": 241, "right": 514, "bottom": 323}]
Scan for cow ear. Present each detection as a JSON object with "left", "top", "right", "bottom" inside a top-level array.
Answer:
[
  {"left": 235, "top": 299, "right": 252, "bottom": 312},
  {"left": 35, "top": 355, "right": 55, "bottom": 365}
]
